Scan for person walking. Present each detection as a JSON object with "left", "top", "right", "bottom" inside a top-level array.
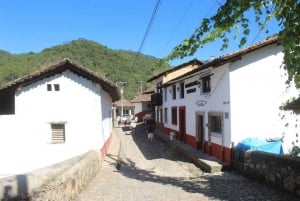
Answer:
[{"left": 146, "top": 123, "right": 154, "bottom": 142}]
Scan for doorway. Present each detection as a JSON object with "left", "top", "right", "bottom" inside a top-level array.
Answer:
[
  {"left": 196, "top": 112, "right": 205, "bottom": 150},
  {"left": 178, "top": 106, "right": 186, "bottom": 142}
]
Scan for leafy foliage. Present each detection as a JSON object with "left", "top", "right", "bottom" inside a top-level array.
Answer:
[
  {"left": 166, "top": 0, "right": 300, "bottom": 86},
  {"left": 0, "top": 39, "right": 169, "bottom": 99}
]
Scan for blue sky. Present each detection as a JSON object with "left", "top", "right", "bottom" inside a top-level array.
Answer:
[{"left": 0, "top": 0, "right": 280, "bottom": 66}]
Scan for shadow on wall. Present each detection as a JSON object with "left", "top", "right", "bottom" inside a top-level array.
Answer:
[{"left": 1, "top": 174, "right": 30, "bottom": 201}]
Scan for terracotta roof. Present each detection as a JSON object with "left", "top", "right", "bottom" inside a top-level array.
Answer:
[
  {"left": 146, "top": 58, "right": 203, "bottom": 82},
  {"left": 130, "top": 93, "right": 151, "bottom": 103},
  {"left": 0, "top": 59, "right": 121, "bottom": 102},
  {"left": 161, "top": 36, "right": 279, "bottom": 87},
  {"left": 113, "top": 99, "right": 134, "bottom": 107},
  {"left": 143, "top": 85, "right": 156, "bottom": 94}
]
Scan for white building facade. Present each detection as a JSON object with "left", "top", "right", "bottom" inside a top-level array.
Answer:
[
  {"left": 160, "top": 37, "right": 299, "bottom": 163},
  {"left": 0, "top": 60, "right": 120, "bottom": 176}
]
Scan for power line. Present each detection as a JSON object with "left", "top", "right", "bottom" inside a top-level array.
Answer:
[
  {"left": 137, "top": 0, "right": 162, "bottom": 54},
  {"left": 131, "top": 0, "right": 161, "bottom": 86}
]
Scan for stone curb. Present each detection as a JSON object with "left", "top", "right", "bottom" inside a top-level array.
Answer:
[{"left": 154, "top": 128, "right": 225, "bottom": 173}]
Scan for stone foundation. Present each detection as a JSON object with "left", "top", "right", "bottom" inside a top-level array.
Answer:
[
  {"left": 233, "top": 149, "right": 300, "bottom": 197},
  {"left": 0, "top": 150, "right": 102, "bottom": 201}
]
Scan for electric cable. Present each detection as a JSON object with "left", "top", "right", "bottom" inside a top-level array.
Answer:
[{"left": 137, "top": 0, "right": 162, "bottom": 54}]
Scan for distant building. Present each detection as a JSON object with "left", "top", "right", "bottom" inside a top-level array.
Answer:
[
  {"left": 147, "top": 59, "right": 203, "bottom": 127},
  {"left": 113, "top": 99, "right": 134, "bottom": 118},
  {"left": 130, "top": 92, "right": 152, "bottom": 122}
]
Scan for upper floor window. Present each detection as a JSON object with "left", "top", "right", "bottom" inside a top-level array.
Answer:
[
  {"left": 202, "top": 76, "right": 211, "bottom": 93},
  {"left": 54, "top": 84, "right": 60, "bottom": 91},
  {"left": 157, "top": 81, "right": 162, "bottom": 95},
  {"left": 172, "top": 85, "right": 176, "bottom": 100},
  {"left": 180, "top": 82, "right": 184, "bottom": 99},
  {"left": 47, "top": 83, "right": 60, "bottom": 92},
  {"left": 164, "top": 88, "right": 167, "bottom": 102},
  {"left": 47, "top": 84, "right": 52, "bottom": 91}
]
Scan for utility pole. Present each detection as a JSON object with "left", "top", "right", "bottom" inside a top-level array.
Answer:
[
  {"left": 137, "top": 81, "right": 144, "bottom": 93},
  {"left": 116, "top": 81, "right": 127, "bottom": 117}
]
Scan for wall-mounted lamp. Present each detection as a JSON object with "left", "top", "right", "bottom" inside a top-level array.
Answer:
[
  {"left": 223, "top": 101, "right": 230, "bottom": 105},
  {"left": 198, "top": 81, "right": 202, "bottom": 88}
]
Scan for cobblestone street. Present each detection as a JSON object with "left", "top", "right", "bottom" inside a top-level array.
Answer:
[{"left": 74, "top": 123, "right": 298, "bottom": 201}]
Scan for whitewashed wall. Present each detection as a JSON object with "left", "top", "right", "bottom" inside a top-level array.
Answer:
[
  {"left": 162, "top": 44, "right": 299, "bottom": 154},
  {"left": 163, "top": 64, "right": 231, "bottom": 147},
  {"left": 134, "top": 103, "right": 142, "bottom": 114},
  {"left": 0, "top": 71, "right": 113, "bottom": 177},
  {"left": 229, "top": 44, "right": 299, "bottom": 152}
]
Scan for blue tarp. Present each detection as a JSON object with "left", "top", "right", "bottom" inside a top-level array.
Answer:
[{"left": 235, "top": 137, "right": 284, "bottom": 155}]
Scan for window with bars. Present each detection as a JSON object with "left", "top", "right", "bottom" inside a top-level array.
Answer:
[{"left": 208, "top": 112, "right": 223, "bottom": 134}]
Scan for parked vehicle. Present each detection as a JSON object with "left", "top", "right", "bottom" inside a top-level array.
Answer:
[{"left": 142, "top": 112, "right": 155, "bottom": 123}]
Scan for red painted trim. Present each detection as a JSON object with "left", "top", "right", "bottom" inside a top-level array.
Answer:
[
  {"left": 100, "top": 133, "right": 112, "bottom": 160},
  {"left": 135, "top": 110, "right": 151, "bottom": 122},
  {"left": 163, "top": 126, "right": 233, "bottom": 163},
  {"left": 202, "top": 141, "right": 232, "bottom": 163},
  {"left": 185, "top": 134, "right": 197, "bottom": 148}
]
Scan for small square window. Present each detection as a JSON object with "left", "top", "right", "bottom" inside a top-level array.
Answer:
[
  {"left": 47, "top": 84, "right": 52, "bottom": 91},
  {"left": 51, "top": 123, "right": 65, "bottom": 144},
  {"left": 54, "top": 84, "right": 60, "bottom": 91}
]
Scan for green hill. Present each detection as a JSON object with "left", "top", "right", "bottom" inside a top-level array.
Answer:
[{"left": 0, "top": 39, "right": 169, "bottom": 99}]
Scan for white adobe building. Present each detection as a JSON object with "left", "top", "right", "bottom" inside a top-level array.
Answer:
[
  {"left": 147, "top": 59, "right": 203, "bottom": 126},
  {"left": 150, "top": 37, "right": 299, "bottom": 163},
  {"left": 130, "top": 92, "right": 152, "bottom": 122},
  {"left": 0, "top": 59, "right": 120, "bottom": 177}
]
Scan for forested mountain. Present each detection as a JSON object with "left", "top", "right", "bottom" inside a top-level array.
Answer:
[{"left": 0, "top": 39, "right": 169, "bottom": 99}]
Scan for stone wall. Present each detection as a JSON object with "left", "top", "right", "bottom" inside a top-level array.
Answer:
[
  {"left": 0, "top": 149, "right": 102, "bottom": 201},
  {"left": 233, "top": 149, "right": 300, "bottom": 196}
]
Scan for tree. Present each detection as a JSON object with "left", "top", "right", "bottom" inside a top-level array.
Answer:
[{"left": 166, "top": 0, "right": 300, "bottom": 86}]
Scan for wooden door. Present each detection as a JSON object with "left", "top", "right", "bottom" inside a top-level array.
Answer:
[
  {"left": 196, "top": 114, "right": 204, "bottom": 149},
  {"left": 178, "top": 106, "right": 186, "bottom": 142}
]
